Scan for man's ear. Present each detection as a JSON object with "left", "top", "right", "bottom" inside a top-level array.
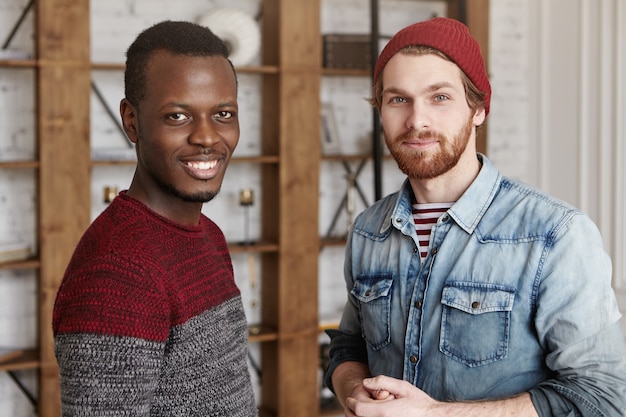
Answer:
[
  {"left": 473, "top": 107, "right": 486, "bottom": 127},
  {"left": 120, "top": 98, "right": 139, "bottom": 144}
]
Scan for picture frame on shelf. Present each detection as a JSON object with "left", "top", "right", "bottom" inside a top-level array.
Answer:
[{"left": 320, "top": 103, "right": 342, "bottom": 155}]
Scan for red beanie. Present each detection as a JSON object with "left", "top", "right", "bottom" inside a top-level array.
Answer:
[{"left": 374, "top": 17, "right": 491, "bottom": 115}]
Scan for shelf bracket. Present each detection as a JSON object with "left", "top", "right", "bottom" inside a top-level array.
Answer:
[
  {"left": 91, "top": 79, "right": 134, "bottom": 148},
  {"left": 325, "top": 158, "right": 370, "bottom": 239},
  {"left": 6, "top": 370, "right": 37, "bottom": 410},
  {"left": 1, "top": 0, "right": 34, "bottom": 50}
]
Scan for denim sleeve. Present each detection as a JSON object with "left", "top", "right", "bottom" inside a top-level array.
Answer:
[
  {"left": 529, "top": 321, "right": 626, "bottom": 417},
  {"left": 529, "top": 212, "right": 626, "bottom": 417},
  {"left": 323, "top": 230, "right": 370, "bottom": 394},
  {"left": 323, "top": 328, "right": 369, "bottom": 394}
]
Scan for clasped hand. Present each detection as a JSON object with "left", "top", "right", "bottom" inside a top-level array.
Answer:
[{"left": 344, "top": 375, "right": 438, "bottom": 417}]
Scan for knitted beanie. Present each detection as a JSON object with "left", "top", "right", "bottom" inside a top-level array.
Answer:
[{"left": 374, "top": 17, "right": 491, "bottom": 115}]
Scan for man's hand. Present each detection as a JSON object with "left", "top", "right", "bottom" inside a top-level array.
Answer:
[
  {"left": 346, "top": 375, "right": 432, "bottom": 417},
  {"left": 345, "top": 375, "right": 539, "bottom": 417},
  {"left": 343, "top": 378, "right": 396, "bottom": 417}
]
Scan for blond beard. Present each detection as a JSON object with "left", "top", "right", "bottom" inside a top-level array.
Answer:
[{"left": 385, "top": 115, "right": 474, "bottom": 180}]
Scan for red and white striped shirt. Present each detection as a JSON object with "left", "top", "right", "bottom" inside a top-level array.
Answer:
[{"left": 412, "top": 202, "right": 454, "bottom": 261}]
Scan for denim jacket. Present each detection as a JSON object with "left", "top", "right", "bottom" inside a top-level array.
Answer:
[{"left": 326, "top": 155, "right": 626, "bottom": 417}]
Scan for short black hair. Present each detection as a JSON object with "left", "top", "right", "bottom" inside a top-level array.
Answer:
[{"left": 124, "top": 20, "right": 235, "bottom": 106}]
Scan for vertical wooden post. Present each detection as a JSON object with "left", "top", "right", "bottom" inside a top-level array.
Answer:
[
  {"left": 260, "top": 0, "right": 321, "bottom": 416},
  {"left": 36, "top": 1, "right": 91, "bottom": 416},
  {"left": 465, "top": 0, "right": 490, "bottom": 154},
  {"left": 445, "top": 0, "right": 490, "bottom": 154},
  {"left": 277, "top": 1, "right": 321, "bottom": 415}
]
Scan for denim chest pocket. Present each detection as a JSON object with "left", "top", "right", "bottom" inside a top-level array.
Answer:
[
  {"left": 351, "top": 275, "right": 393, "bottom": 350},
  {"left": 440, "top": 283, "right": 515, "bottom": 367}
]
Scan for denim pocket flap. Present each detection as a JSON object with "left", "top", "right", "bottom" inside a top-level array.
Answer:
[
  {"left": 441, "top": 284, "right": 515, "bottom": 315},
  {"left": 351, "top": 276, "right": 393, "bottom": 303}
]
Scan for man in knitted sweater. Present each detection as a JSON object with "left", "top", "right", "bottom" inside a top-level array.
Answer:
[{"left": 52, "top": 21, "right": 257, "bottom": 416}]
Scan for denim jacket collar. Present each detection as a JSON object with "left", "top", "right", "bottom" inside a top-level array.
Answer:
[{"left": 387, "top": 153, "right": 502, "bottom": 236}]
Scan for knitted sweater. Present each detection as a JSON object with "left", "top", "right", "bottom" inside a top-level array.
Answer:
[{"left": 52, "top": 192, "right": 257, "bottom": 416}]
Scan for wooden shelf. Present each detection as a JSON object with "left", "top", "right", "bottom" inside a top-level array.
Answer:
[
  {"left": 321, "top": 154, "right": 369, "bottom": 162},
  {"left": 0, "top": 59, "right": 37, "bottom": 68},
  {"left": 0, "top": 160, "right": 39, "bottom": 169},
  {"left": 248, "top": 324, "right": 279, "bottom": 343},
  {"left": 231, "top": 155, "right": 280, "bottom": 164},
  {"left": 233, "top": 65, "right": 280, "bottom": 75},
  {"left": 320, "top": 237, "right": 347, "bottom": 248},
  {"left": 90, "top": 62, "right": 124, "bottom": 71},
  {"left": 0, "top": 257, "right": 40, "bottom": 271},
  {"left": 0, "top": 348, "right": 40, "bottom": 372},
  {"left": 318, "top": 322, "right": 339, "bottom": 332},
  {"left": 228, "top": 241, "right": 279, "bottom": 254},
  {"left": 91, "top": 61, "right": 280, "bottom": 75}
]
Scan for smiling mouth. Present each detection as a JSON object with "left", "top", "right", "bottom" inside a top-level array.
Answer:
[{"left": 185, "top": 160, "right": 218, "bottom": 170}]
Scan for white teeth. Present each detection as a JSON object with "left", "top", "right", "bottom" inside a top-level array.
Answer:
[{"left": 187, "top": 161, "right": 217, "bottom": 170}]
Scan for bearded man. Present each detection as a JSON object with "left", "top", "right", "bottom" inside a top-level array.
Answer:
[{"left": 325, "top": 17, "right": 626, "bottom": 417}]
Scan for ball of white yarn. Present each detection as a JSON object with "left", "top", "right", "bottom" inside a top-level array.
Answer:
[{"left": 198, "top": 8, "right": 261, "bottom": 67}]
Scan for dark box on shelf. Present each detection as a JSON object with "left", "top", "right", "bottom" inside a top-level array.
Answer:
[{"left": 323, "top": 34, "right": 372, "bottom": 70}]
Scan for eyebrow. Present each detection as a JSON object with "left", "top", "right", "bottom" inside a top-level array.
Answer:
[
  {"left": 160, "top": 101, "right": 238, "bottom": 111},
  {"left": 424, "top": 82, "right": 456, "bottom": 93},
  {"left": 383, "top": 81, "right": 457, "bottom": 96},
  {"left": 216, "top": 101, "right": 238, "bottom": 109}
]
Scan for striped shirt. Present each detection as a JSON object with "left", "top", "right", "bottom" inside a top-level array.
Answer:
[{"left": 412, "top": 202, "right": 454, "bottom": 261}]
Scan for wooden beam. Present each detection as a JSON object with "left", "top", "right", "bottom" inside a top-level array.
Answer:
[
  {"left": 465, "top": 0, "right": 490, "bottom": 155},
  {"left": 259, "top": 0, "right": 321, "bottom": 415},
  {"left": 36, "top": 1, "right": 91, "bottom": 416}
]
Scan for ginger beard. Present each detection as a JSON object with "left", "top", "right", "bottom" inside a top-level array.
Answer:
[{"left": 384, "top": 114, "right": 474, "bottom": 180}]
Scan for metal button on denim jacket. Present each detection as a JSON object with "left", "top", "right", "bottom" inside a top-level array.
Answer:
[{"left": 327, "top": 155, "right": 626, "bottom": 417}]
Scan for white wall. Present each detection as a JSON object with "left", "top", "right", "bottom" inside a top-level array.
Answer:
[{"left": 488, "top": 0, "right": 626, "bottom": 333}]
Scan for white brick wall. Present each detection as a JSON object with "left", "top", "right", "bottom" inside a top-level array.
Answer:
[{"left": 1, "top": 0, "right": 38, "bottom": 413}]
